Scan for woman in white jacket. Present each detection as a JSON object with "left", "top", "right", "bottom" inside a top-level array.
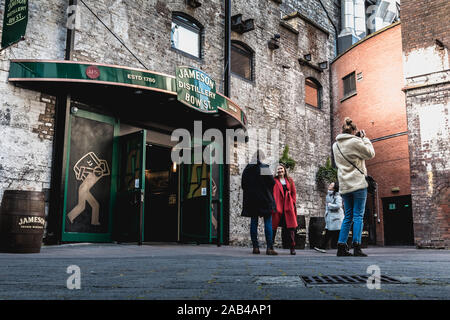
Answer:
[
  {"left": 333, "top": 117, "right": 375, "bottom": 257},
  {"left": 314, "top": 181, "right": 344, "bottom": 253}
]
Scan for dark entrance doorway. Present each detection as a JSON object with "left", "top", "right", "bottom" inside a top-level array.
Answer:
[
  {"left": 144, "top": 144, "right": 179, "bottom": 242},
  {"left": 179, "top": 143, "right": 223, "bottom": 244},
  {"left": 114, "top": 130, "right": 146, "bottom": 244},
  {"left": 383, "top": 195, "right": 414, "bottom": 245}
]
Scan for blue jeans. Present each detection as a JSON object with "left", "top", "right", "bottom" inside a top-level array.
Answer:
[
  {"left": 250, "top": 216, "right": 273, "bottom": 249},
  {"left": 338, "top": 188, "right": 368, "bottom": 245}
]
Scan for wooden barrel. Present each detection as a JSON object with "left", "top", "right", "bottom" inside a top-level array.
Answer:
[
  {"left": 308, "top": 217, "right": 325, "bottom": 249},
  {"left": 347, "top": 224, "right": 370, "bottom": 248},
  {"left": 0, "top": 190, "right": 45, "bottom": 253},
  {"left": 295, "top": 215, "right": 306, "bottom": 249}
]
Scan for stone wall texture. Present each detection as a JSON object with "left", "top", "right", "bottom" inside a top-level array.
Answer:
[
  {"left": 401, "top": 0, "right": 450, "bottom": 248},
  {"left": 0, "top": 0, "right": 66, "bottom": 222}
]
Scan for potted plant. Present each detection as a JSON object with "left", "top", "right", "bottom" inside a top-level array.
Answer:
[
  {"left": 316, "top": 157, "right": 337, "bottom": 190},
  {"left": 279, "top": 145, "right": 296, "bottom": 170}
]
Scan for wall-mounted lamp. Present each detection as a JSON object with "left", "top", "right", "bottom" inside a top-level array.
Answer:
[
  {"left": 304, "top": 53, "right": 311, "bottom": 61},
  {"left": 231, "top": 14, "right": 255, "bottom": 34},
  {"left": 268, "top": 34, "right": 280, "bottom": 50},
  {"left": 70, "top": 106, "right": 78, "bottom": 114},
  {"left": 318, "top": 61, "right": 328, "bottom": 70},
  {"left": 187, "top": 0, "right": 201, "bottom": 8},
  {"left": 435, "top": 39, "right": 445, "bottom": 50},
  {"left": 172, "top": 162, "right": 177, "bottom": 173}
]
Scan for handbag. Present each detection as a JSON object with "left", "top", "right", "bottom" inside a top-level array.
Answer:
[{"left": 336, "top": 143, "right": 377, "bottom": 193}]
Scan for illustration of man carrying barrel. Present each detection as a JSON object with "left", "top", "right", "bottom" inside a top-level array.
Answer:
[{"left": 67, "top": 152, "right": 110, "bottom": 225}]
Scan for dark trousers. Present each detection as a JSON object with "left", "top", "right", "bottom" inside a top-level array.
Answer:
[
  {"left": 319, "top": 229, "right": 340, "bottom": 249},
  {"left": 250, "top": 216, "right": 273, "bottom": 249},
  {"left": 273, "top": 211, "right": 296, "bottom": 248},
  {"left": 273, "top": 227, "right": 296, "bottom": 248}
]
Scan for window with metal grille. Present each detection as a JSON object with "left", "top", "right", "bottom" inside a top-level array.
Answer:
[
  {"left": 305, "top": 78, "right": 322, "bottom": 109},
  {"left": 231, "top": 41, "right": 254, "bottom": 81},
  {"left": 171, "top": 13, "right": 202, "bottom": 59},
  {"left": 343, "top": 72, "right": 356, "bottom": 98}
]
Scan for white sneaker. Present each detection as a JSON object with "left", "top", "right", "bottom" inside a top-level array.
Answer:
[{"left": 313, "top": 247, "right": 326, "bottom": 253}]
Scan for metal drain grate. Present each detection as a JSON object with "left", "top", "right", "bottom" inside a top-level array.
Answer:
[{"left": 300, "top": 275, "right": 402, "bottom": 286}]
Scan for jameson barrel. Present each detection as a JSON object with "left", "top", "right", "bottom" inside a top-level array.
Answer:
[
  {"left": 308, "top": 217, "right": 325, "bottom": 249},
  {"left": 0, "top": 190, "right": 46, "bottom": 253}
]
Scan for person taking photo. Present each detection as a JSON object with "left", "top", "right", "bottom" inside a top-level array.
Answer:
[{"left": 332, "top": 117, "right": 375, "bottom": 257}]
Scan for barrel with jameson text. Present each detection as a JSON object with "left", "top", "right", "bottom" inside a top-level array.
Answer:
[{"left": 0, "top": 190, "right": 46, "bottom": 253}]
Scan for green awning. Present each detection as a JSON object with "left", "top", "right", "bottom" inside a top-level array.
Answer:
[{"left": 8, "top": 60, "right": 247, "bottom": 128}]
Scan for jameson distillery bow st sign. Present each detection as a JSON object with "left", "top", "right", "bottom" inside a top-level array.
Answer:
[
  {"left": 1, "top": 0, "right": 28, "bottom": 49},
  {"left": 176, "top": 66, "right": 218, "bottom": 113}
]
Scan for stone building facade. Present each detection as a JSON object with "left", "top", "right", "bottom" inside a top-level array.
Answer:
[
  {"left": 0, "top": 0, "right": 67, "bottom": 218},
  {"left": 400, "top": 0, "right": 450, "bottom": 248},
  {"left": 0, "top": 0, "right": 340, "bottom": 246}
]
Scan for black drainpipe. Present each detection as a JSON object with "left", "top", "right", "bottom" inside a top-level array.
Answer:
[
  {"left": 221, "top": 0, "right": 231, "bottom": 245},
  {"left": 224, "top": 0, "right": 231, "bottom": 97}
]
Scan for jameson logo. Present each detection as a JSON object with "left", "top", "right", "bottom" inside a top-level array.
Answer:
[
  {"left": 176, "top": 66, "right": 218, "bottom": 113},
  {"left": 1, "top": 0, "right": 28, "bottom": 49},
  {"left": 17, "top": 216, "right": 45, "bottom": 229}
]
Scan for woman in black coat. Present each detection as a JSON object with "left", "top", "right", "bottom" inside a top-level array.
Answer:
[{"left": 241, "top": 151, "right": 277, "bottom": 255}]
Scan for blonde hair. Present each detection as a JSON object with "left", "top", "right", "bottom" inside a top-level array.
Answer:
[{"left": 342, "top": 117, "right": 357, "bottom": 134}]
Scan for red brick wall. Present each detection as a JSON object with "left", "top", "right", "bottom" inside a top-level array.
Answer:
[
  {"left": 331, "top": 23, "right": 410, "bottom": 245},
  {"left": 401, "top": 0, "right": 450, "bottom": 54}
]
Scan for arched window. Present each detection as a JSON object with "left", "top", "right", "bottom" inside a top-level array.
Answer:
[
  {"left": 305, "top": 77, "right": 322, "bottom": 109},
  {"left": 231, "top": 41, "right": 254, "bottom": 81},
  {"left": 171, "top": 12, "right": 203, "bottom": 58}
]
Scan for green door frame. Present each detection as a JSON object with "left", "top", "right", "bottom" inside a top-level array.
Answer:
[
  {"left": 115, "top": 129, "right": 146, "bottom": 244},
  {"left": 208, "top": 140, "right": 224, "bottom": 244},
  {"left": 61, "top": 109, "right": 119, "bottom": 242},
  {"left": 180, "top": 140, "right": 223, "bottom": 244}
]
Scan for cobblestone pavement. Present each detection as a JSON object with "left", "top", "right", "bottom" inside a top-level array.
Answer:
[{"left": 0, "top": 243, "right": 449, "bottom": 300}]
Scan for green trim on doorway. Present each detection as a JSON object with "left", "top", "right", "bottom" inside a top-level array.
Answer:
[{"left": 61, "top": 109, "right": 119, "bottom": 242}]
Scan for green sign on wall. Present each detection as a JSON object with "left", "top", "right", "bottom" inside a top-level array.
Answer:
[
  {"left": 176, "top": 66, "right": 218, "bottom": 113},
  {"left": 1, "top": 0, "right": 28, "bottom": 49}
]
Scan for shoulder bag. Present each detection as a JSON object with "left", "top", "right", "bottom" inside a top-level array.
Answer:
[{"left": 336, "top": 143, "right": 377, "bottom": 193}]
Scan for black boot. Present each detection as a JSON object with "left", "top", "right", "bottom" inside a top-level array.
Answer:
[
  {"left": 336, "top": 243, "right": 353, "bottom": 256},
  {"left": 353, "top": 243, "right": 368, "bottom": 257}
]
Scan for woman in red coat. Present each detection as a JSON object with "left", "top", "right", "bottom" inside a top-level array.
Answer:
[{"left": 272, "top": 163, "right": 298, "bottom": 255}]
